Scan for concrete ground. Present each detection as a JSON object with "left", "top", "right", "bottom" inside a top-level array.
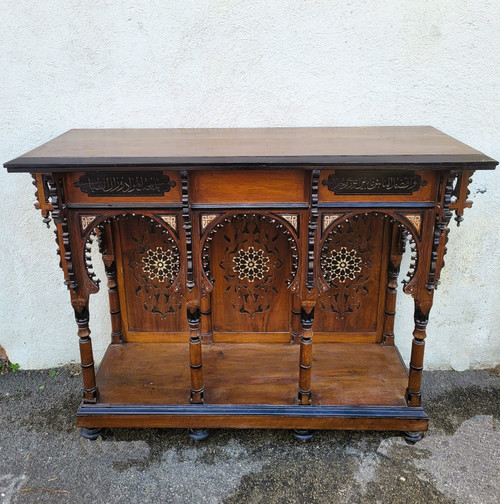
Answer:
[{"left": 0, "top": 368, "right": 499, "bottom": 504}]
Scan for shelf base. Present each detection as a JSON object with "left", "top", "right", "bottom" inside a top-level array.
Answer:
[{"left": 76, "top": 341, "right": 428, "bottom": 432}]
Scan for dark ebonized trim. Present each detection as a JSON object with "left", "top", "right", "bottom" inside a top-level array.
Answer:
[
  {"left": 191, "top": 203, "right": 309, "bottom": 210},
  {"left": 68, "top": 202, "right": 183, "bottom": 209},
  {"left": 4, "top": 155, "right": 498, "bottom": 172},
  {"left": 318, "top": 202, "right": 435, "bottom": 209},
  {"left": 77, "top": 403, "right": 429, "bottom": 420}
]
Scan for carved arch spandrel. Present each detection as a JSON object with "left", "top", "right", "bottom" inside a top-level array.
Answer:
[
  {"left": 199, "top": 211, "right": 303, "bottom": 296},
  {"left": 69, "top": 211, "right": 185, "bottom": 304},
  {"left": 319, "top": 209, "right": 433, "bottom": 299}
]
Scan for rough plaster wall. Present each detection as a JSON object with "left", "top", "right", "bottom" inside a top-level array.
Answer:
[{"left": 0, "top": 1, "right": 498, "bottom": 370}]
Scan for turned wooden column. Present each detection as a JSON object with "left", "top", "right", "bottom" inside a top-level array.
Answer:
[
  {"left": 187, "top": 303, "right": 204, "bottom": 403},
  {"left": 101, "top": 223, "right": 123, "bottom": 344},
  {"left": 200, "top": 294, "right": 213, "bottom": 343},
  {"left": 383, "top": 227, "right": 404, "bottom": 345},
  {"left": 73, "top": 301, "right": 98, "bottom": 403},
  {"left": 104, "top": 260, "right": 123, "bottom": 344},
  {"left": 291, "top": 294, "right": 301, "bottom": 343},
  {"left": 298, "top": 303, "right": 315, "bottom": 405},
  {"left": 406, "top": 298, "right": 433, "bottom": 407}
]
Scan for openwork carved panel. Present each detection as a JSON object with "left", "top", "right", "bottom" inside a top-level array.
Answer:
[
  {"left": 206, "top": 214, "right": 295, "bottom": 333},
  {"left": 316, "top": 215, "right": 390, "bottom": 331},
  {"left": 117, "top": 216, "right": 183, "bottom": 324}
]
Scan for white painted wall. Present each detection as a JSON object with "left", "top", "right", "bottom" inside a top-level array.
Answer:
[{"left": 0, "top": 1, "right": 498, "bottom": 370}]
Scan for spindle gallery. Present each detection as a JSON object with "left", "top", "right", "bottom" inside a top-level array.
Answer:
[{"left": 4, "top": 127, "right": 496, "bottom": 442}]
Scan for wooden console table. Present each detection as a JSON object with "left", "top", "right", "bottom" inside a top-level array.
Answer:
[{"left": 5, "top": 127, "right": 496, "bottom": 442}]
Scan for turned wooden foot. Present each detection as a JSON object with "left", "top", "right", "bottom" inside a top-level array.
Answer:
[
  {"left": 188, "top": 428, "right": 209, "bottom": 440},
  {"left": 403, "top": 431, "right": 424, "bottom": 444},
  {"left": 80, "top": 427, "right": 102, "bottom": 440},
  {"left": 293, "top": 429, "right": 314, "bottom": 442}
]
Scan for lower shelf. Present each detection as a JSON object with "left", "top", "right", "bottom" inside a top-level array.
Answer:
[{"left": 77, "top": 342, "right": 428, "bottom": 432}]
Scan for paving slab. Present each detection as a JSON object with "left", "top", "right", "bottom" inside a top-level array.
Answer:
[{"left": 0, "top": 368, "right": 499, "bottom": 503}]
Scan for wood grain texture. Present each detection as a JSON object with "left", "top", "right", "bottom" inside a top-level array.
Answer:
[
  {"left": 95, "top": 342, "right": 408, "bottom": 407},
  {"left": 11, "top": 127, "right": 494, "bottom": 437},
  {"left": 5, "top": 127, "right": 497, "bottom": 171}
]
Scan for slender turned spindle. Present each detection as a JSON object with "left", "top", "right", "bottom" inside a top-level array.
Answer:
[
  {"left": 298, "top": 306, "right": 314, "bottom": 405},
  {"left": 200, "top": 295, "right": 213, "bottom": 343},
  {"left": 105, "top": 261, "right": 123, "bottom": 344},
  {"left": 383, "top": 227, "right": 404, "bottom": 345},
  {"left": 382, "top": 261, "right": 400, "bottom": 345},
  {"left": 74, "top": 304, "right": 98, "bottom": 403},
  {"left": 187, "top": 305, "right": 204, "bottom": 403},
  {"left": 405, "top": 304, "right": 429, "bottom": 407},
  {"left": 291, "top": 294, "right": 301, "bottom": 343}
]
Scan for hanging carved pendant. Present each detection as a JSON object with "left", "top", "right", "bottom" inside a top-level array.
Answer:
[
  {"left": 319, "top": 215, "right": 374, "bottom": 319},
  {"left": 125, "top": 218, "right": 182, "bottom": 319}
]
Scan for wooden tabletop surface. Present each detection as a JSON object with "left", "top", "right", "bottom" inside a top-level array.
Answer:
[{"left": 5, "top": 126, "right": 497, "bottom": 171}]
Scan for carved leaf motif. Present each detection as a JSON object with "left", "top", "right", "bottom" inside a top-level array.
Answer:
[
  {"left": 319, "top": 216, "right": 373, "bottom": 319},
  {"left": 125, "top": 219, "right": 181, "bottom": 319},
  {"left": 217, "top": 216, "right": 287, "bottom": 319}
]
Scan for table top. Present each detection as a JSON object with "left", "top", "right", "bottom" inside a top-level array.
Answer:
[{"left": 4, "top": 126, "right": 497, "bottom": 172}]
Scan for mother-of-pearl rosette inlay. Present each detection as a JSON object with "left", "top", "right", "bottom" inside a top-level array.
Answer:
[
  {"left": 141, "top": 246, "right": 180, "bottom": 283},
  {"left": 232, "top": 246, "right": 270, "bottom": 282},
  {"left": 321, "top": 246, "right": 362, "bottom": 283}
]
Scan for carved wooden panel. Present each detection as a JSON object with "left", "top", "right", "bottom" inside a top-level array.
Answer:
[
  {"left": 315, "top": 214, "right": 390, "bottom": 337},
  {"left": 63, "top": 171, "right": 182, "bottom": 205},
  {"left": 318, "top": 170, "right": 438, "bottom": 203},
  {"left": 208, "top": 215, "right": 292, "bottom": 336},
  {"left": 322, "top": 171, "right": 426, "bottom": 195},
  {"left": 115, "top": 216, "right": 187, "bottom": 335},
  {"left": 74, "top": 172, "right": 176, "bottom": 197}
]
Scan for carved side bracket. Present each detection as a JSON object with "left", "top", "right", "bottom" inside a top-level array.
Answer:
[
  {"left": 427, "top": 173, "right": 456, "bottom": 291},
  {"left": 31, "top": 173, "right": 53, "bottom": 227},
  {"left": 449, "top": 170, "right": 474, "bottom": 226}
]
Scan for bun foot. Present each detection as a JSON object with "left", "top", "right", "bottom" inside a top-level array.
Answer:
[
  {"left": 80, "top": 427, "right": 101, "bottom": 440},
  {"left": 403, "top": 431, "right": 424, "bottom": 444},
  {"left": 293, "top": 429, "right": 314, "bottom": 442},
  {"left": 188, "top": 428, "right": 209, "bottom": 440}
]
